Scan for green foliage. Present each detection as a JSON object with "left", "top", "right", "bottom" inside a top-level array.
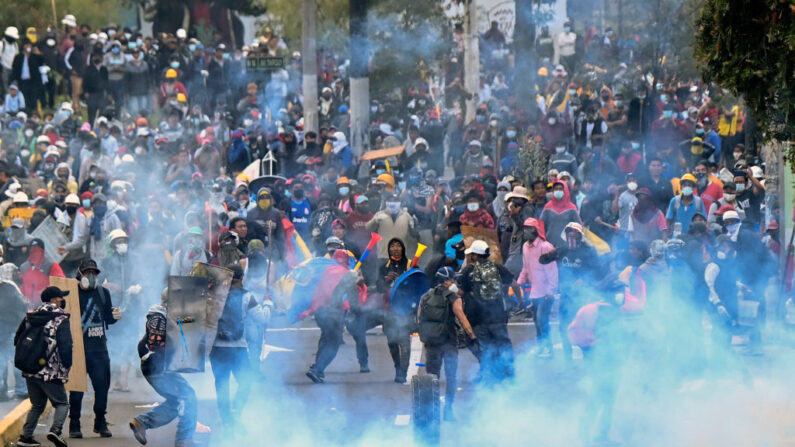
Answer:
[
  {"left": 696, "top": 0, "right": 795, "bottom": 151},
  {"left": 0, "top": 0, "right": 122, "bottom": 31}
]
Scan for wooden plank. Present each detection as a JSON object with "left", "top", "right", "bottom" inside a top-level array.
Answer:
[
  {"left": 359, "top": 145, "right": 405, "bottom": 161},
  {"left": 460, "top": 226, "right": 503, "bottom": 264},
  {"left": 50, "top": 277, "right": 87, "bottom": 392}
]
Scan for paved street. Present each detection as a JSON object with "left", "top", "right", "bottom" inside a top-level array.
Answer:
[{"left": 14, "top": 315, "right": 795, "bottom": 447}]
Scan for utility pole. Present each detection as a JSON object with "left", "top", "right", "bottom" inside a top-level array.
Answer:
[
  {"left": 349, "top": 0, "right": 369, "bottom": 156},
  {"left": 514, "top": 0, "right": 537, "bottom": 123},
  {"left": 302, "top": 0, "right": 319, "bottom": 135},
  {"left": 463, "top": 0, "right": 479, "bottom": 122}
]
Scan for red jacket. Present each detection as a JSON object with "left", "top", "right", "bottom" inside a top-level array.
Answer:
[{"left": 21, "top": 258, "right": 65, "bottom": 305}]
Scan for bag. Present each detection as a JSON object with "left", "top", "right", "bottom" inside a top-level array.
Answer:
[
  {"left": 217, "top": 288, "right": 245, "bottom": 341},
  {"left": 418, "top": 288, "right": 451, "bottom": 345},
  {"left": 470, "top": 261, "right": 502, "bottom": 302},
  {"left": 14, "top": 320, "right": 49, "bottom": 375}
]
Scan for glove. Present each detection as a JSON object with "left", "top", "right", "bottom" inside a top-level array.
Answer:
[
  {"left": 126, "top": 284, "right": 143, "bottom": 295},
  {"left": 201, "top": 70, "right": 209, "bottom": 77},
  {"left": 716, "top": 305, "right": 730, "bottom": 320},
  {"left": 312, "top": 228, "right": 321, "bottom": 237},
  {"left": 112, "top": 307, "right": 123, "bottom": 320}
]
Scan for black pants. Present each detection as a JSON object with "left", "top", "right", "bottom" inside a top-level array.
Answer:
[
  {"left": 312, "top": 307, "right": 344, "bottom": 375},
  {"left": 86, "top": 92, "right": 106, "bottom": 122},
  {"left": 69, "top": 349, "right": 111, "bottom": 422},
  {"left": 344, "top": 309, "right": 371, "bottom": 368},
  {"left": 209, "top": 346, "right": 252, "bottom": 427},
  {"left": 384, "top": 312, "right": 412, "bottom": 379},
  {"left": 473, "top": 322, "right": 514, "bottom": 382},
  {"left": 424, "top": 342, "right": 458, "bottom": 404}
]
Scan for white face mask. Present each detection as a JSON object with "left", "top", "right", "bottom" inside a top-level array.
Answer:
[
  {"left": 467, "top": 203, "right": 479, "bottom": 212},
  {"left": 24, "top": 129, "right": 34, "bottom": 138},
  {"left": 116, "top": 243, "right": 128, "bottom": 255},
  {"left": 627, "top": 182, "right": 638, "bottom": 192},
  {"left": 386, "top": 201, "right": 401, "bottom": 214},
  {"left": 733, "top": 152, "right": 742, "bottom": 160},
  {"left": 555, "top": 146, "right": 566, "bottom": 154},
  {"left": 736, "top": 183, "right": 746, "bottom": 192},
  {"left": 448, "top": 283, "right": 459, "bottom": 294},
  {"left": 723, "top": 193, "right": 735, "bottom": 202},
  {"left": 548, "top": 118, "right": 557, "bottom": 126}
]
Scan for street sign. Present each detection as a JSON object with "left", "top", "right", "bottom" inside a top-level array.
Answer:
[{"left": 246, "top": 56, "right": 285, "bottom": 71}]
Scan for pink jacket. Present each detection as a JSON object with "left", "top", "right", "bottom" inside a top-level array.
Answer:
[{"left": 517, "top": 237, "right": 558, "bottom": 299}]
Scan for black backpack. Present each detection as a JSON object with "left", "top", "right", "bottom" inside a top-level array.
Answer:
[
  {"left": 418, "top": 287, "right": 452, "bottom": 345},
  {"left": 14, "top": 319, "right": 49, "bottom": 375},
  {"left": 217, "top": 288, "right": 245, "bottom": 341}
]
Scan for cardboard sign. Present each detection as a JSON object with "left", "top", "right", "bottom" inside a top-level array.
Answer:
[
  {"left": 360, "top": 146, "right": 406, "bottom": 161},
  {"left": 50, "top": 277, "right": 87, "bottom": 393},
  {"left": 461, "top": 226, "right": 503, "bottom": 264}
]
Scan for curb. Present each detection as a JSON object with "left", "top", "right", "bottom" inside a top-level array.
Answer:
[{"left": 0, "top": 400, "right": 31, "bottom": 446}]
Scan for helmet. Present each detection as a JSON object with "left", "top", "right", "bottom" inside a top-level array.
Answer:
[
  {"left": 376, "top": 173, "right": 395, "bottom": 191},
  {"left": 166, "top": 69, "right": 178, "bottom": 79},
  {"left": 108, "top": 229, "right": 128, "bottom": 244},
  {"left": 325, "top": 236, "right": 343, "bottom": 247},
  {"left": 12, "top": 191, "right": 29, "bottom": 204},
  {"left": 435, "top": 266, "right": 456, "bottom": 282},
  {"left": 680, "top": 173, "right": 697, "bottom": 183}
]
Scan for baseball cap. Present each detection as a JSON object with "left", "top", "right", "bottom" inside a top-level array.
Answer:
[
  {"left": 10, "top": 218, "right": 24, "bottom": 228},
  {"left": 78, "top": 259, "right": 101, "bottom": 275},
  {"left": 465, "top": 240, "right": 489, "bottom": 255},
  {"left": 41, "top": 286, "right": 69, "bottom": 302},
  {"left": 29, "top": 238, "right": 45, "bottom": 250},
  {"left": 435, "top": 266, "right": 456, "bottom": 282}
]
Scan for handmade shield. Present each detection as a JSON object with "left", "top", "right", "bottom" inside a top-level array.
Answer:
[
  {"left": 189, "top": 263, "right": 233, "bottom": 355},
  {"left": 389, "top": 268, "right": 430, "bottom": 316},
  {"left": 165, "top": 276, "right": 210, "bottom": 373},
  {"left": 461, "top": 226, "right": 503, "bottom": 263},
  {"left": 49, "top": 277, "right": 86, "bottom": 392}
]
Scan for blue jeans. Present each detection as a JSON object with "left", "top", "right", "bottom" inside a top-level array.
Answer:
[
  {"left": 23, "top": 378, "right": 69, "bottom": 437},
  {"left": 209, "top": 347, "right": 252, "bottom": 427},
  {"left": 531, "top": 297, "right": 553, "bottom": 349},
  {"left": 136, "top": 372, "right": 196, "bottom": 441}
]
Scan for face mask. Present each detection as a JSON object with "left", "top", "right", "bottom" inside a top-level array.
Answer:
[
  {"left": 467, "top": 203, "right": 479, "bottom": 212},
  {"left": 663, "top": 110, "right": 673, "bottom": 118},
  {"left": 548, "top": 118, "right": 557, "bottom": 125},
  {"left": 80, "top": 275, "right": 96, "bottom": 289},
  {"left": 524, "top": 228, "right": 538, "bottom": 241},
  {"left": 723, "top": 193, "right": 735, "bottom": 202},
  {"left": 258, "top": 198, "right": 271, "bottom": 209},
  {"left": 448, "top": 283, "right": 459, "bottom": 294},
  {"left": 733, "top": 152, "right": 742, "bottom": 160},
  {"left": 555, "top": 146, "right": 566, "bottom": 154},
  {"left": 370, "top": 105, "right": 378, "bottom": 113},
  {"left": 627, "top": 182, "right": 638, "bottom": 192},
  {"left": 93, "top": 59, "right": 102, "bottom": 66},
  {"left": 725, "top": 222, "right": 740, "bottom": 233},
  {"left": 44, "top": 162, "right": 54, "bottom": 170},
  {"left": 124, "top": 33, "right": 132, "bottom": 40},
  {"left": 188, "top": 44, "right": 196, "bottom": 52},
  {"left": 137, "top": 52, "right": 144, "bottom": 61},
  {"left": 170, "top": 61, "right": 180, "bottom": 69},
  {"left": 682, "top": 186, "right": 694, "bottom": 196},
  {"left": 24, "top": 129, "right": 34, "bottom": 138},
  {"left": 716, "top": 250, "right": 727, "bottom": 260},
  {"left": 615, "top": 100, "right": 623, "bottom": 107},
  {"left": 293, "top": 190, "right": 304, "bottom": 199},
  {"left": 82, "top": 199, "right": 91, "bottom": 208},
  {"left": 660, "top": 94, "right": 668, "bottom": 102},
  {"left": 386, "top": 201, "right": 401, "bottom": 214},
  {"left": 553, "top": 190, "right": 564, "bottom": 200},
  {"left": 631, "top": 142, "right": 641, "bottom": 150},
  {"left": 112, "top": 47, "right": 120, "bottom": 54},
  {"left": 116, "top": 243, "right": 128, "bottom": 254},
  {"left": 564, "top": 26, "right": 571, "bottom": 32},
  {"left": 89, "top": 172, "right": 97, "bottom": 179},
  {"left": 506, "top": 130, "right": 516, "bottom": 138},
  {"left": 568, "top": 89, "right": 576, "bottom": 96},
  {"left": 638, "top": 94, "right": 646, "bottom": 100},
  {"left": 476, "top": 115, "right": 485, "bottom": 123},
  {"left": 490, "top": 120, "right": 498, "bottom": 127},
  {"left": 193, "top": 118, "right": 200, "bottom": 125},
  {"left": 170, "top": 100, "right": 178, "bottom": 106},
  {"left": 736, "top": 183, "right": 746, "bottom": 192},
  {"left": 46, "top": 38, "right": 55, "bottom": 46},
  {"left": 222, "top": 53, "right": 230, "bottom": 60},
  {"left": 375, "top": 169, "right": 385, "bottom": 176}
]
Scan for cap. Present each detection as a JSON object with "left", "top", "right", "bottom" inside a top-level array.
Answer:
[
  {"left": 92, "top": 193, "right": 107, "bottom": 204},
  {"left": 750, "top": 166, "right": 764, "bottom": 179},
  {"left": 78, "top": 259, "right": 100, "bottom": 275},
  {"left": 4, "top": 26, "right": 19, "bottom": 40},
  {"left": 414, "top": 137, "right": 429, "bottom": 149},
  {"left": 29, "top": 238, "right": 45, "bottom": 249},
  {"left": 435, "top": 266, "right": 456, "bottom": 282},
  {"left": 467, "top": 140, "right": 482, "bottom": 148},
  {"left": 12, "top": 191, "right": 29, "bottom": 203},
  {"left": 355, "top": 194, "right": 369, "bottom": 204},
  {"left": 10, "top": 218, "right": 24, "bottom": 228},
  {"left": 41, "top": 286, "right": 69, "bottom": 302},
  {"left": 465, "top": 240, "right": 489, "bottom": 255}
]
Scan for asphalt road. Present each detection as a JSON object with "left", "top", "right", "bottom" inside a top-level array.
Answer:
[{"left": 14, "top": 316, "right": 795, "bottom": 447}]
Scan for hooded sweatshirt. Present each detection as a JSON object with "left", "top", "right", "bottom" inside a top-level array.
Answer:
[
  {"left": 15, "top": 302, "right": 73, "bottom": 382},
  {"left": 137, "top": 304, "right": 168, "bottom": 376},
  {"left": 377, "top": 238, "right": 410, "bottom": 293},
  {"left": 541, "top": 181, "right": 581, "bottom": 248},
  {"left": 517, "top": 218, "right": 558, "bottom": 299}
]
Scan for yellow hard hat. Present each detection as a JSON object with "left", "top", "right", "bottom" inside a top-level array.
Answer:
[
  {"left": 680, "top": 173, "right": 697, "bottom": 183},
  {"left": 376, "top": 173, "right": 395, "bottom": 191},
  {"left": 177, "top": 92, "right": 187, "bottom": 103},
  {"left": 166, "top": 68, "right": 178, "bottom": 79},
  {"left": 26, "top": 27, "right": 37, "bottom": 43}
]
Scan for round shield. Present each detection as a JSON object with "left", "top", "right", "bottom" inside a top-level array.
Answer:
[{"left": 389, "top": 268, "right": 430, "bottom": 316}]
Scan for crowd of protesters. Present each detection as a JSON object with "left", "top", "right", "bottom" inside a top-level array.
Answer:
[{"left": 0, "top": 12, "right": 783, "bottom": 447}]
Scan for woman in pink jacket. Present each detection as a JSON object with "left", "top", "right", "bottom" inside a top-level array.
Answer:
[{"left": 517, "top": 218, "right": 558, "bottom": 358}]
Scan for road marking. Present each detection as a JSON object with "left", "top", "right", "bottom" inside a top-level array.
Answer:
[
  {"left": 260, "top": 344, "right": 295, "bottom": 360},
  {"left": 266, "top": 327, "right": 320, "bottom": 332},
  {"left": 395, "top": 414, "right": 411, "bottom": 426},
  {"left": 405, "top": 334, "right": 423, "bottom": 385},
  {"left": 134, "top": 403, "right": 160, "bottom": 408}
]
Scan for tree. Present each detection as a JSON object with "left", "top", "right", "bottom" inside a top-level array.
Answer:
[{"left": 0, "top": 0, "right": 122, "bottom": 31}]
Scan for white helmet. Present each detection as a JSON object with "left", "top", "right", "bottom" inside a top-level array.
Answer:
[{"left": 108, "top": 229, "right": 128, "bottom": 244}]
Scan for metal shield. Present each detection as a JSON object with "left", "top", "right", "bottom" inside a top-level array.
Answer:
[
  {"left": 165, "top": 276, "right": 210, "bottom": 373},
  {"left": 189, "top": 262, "right": 233, "bottom": 355}
]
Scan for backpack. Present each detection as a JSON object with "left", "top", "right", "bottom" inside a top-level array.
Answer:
[
  {"left": 14, "top": 319, "right": 49, "bottom": 375},
  {"left": 418, "top": 287, "right": 452, "bottom": 345},
  {"left": 217, "top": 288, "right": 245, "bottom": 341},
  {"left": 470, "top": 261, "right": 503, "bottom": 303}
]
